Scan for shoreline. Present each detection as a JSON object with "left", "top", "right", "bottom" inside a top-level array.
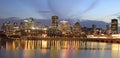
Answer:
[{"left": 8, "top": 37, "right": 120, "bottom": 43}]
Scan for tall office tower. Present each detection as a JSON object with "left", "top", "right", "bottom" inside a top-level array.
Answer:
[
  {"left": 92, "top": 24, "right": 96, "bottom": 34},
  {"left": 106, "top": 23, "right": 110, "bottom": 34},
  {"left": 111, "top": 19, "right": 118, "bottom": 34},
  {"left": 28, "top": 17, "right": 34, "bottom": 29},
  {"left": 13, "top": 22, "right": 19, "bottom": 30},
  {"left": 106, "top": 24, "right": 110, "bottom": 30},
  {"left": 6, "top": 21, "right": 12, "bottom": 31},
  {"left": 20, "top": 20, "right": 29, "bottom": 29},
  {"left": 72, "top": 22, "right": 81, "bottom": 37},
  {"left": 36, "top": 22, "right": 41, "bottom": 29},
  {"left": 20, "top": 18, "right": 34, "bottom": 30},
  {"left": 50, "top": 16, "right": 58, "bottom": 29},
  {"left": 20, "top": 22, "right": 24, "bottom": 30}
]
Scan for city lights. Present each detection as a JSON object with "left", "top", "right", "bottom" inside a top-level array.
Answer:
[
  {"left": 0, "top": 16, "right": 119, "bottom": 40},
  {"left": 42, "top": 40, "right": 47, "bottom": 48}
]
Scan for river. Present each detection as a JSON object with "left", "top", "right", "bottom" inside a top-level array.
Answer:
[{"left": 0, "top": 40, "right": 120, "bottom": 58}]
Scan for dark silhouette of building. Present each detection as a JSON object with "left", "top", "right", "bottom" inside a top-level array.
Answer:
[
  {"left": 73, "top": 22, "right": 81, "bottom": 37},
  {"left": 92, "top": 24, "right": 96, "bottom": 34},
  {"left": 106, "top": 23, "right": 110, "bottom": 34},
  {"left": 111, "top": 19, "right": 118, "bottom": 34},
  {"left": 50, "top": 16, "right": 58, "bottom": 29},
  {"left": 1, "top": 23, "right": 7, "bottom": 31},
  {"left": 73, "top": 22, "right": 81, "bottom": 31}
]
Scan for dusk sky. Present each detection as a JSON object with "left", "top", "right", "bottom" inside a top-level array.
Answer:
[{"left": 0, "top": 0, "right": 120, "bottom": 22}]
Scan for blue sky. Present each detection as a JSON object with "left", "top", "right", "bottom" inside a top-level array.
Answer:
[{"left": 0, "top": 0, "right": 120, "bottom": 22}]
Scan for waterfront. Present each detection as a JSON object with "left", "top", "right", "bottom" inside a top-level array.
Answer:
[{"left": 0, "top": 39, "right": 120, "bottom": 58}]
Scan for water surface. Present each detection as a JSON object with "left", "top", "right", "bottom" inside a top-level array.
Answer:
[{"left": 0, "top": 40, "right": 120, "bottom": 58}]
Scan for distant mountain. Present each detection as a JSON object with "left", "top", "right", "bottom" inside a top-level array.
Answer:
[
  {"left": 0, "top": 17, "right": 51, "bottom": 27},
  {"left": 0, "top": 17, "right": 23, "bottom": 26},
  {"left": 79, "top": 20, "right": 107, "bottom": 28},
  {"left": 0, "top": 17, "right": 108, "bottom": 29}
]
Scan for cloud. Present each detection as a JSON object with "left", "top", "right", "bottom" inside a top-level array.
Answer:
[
  {"left": 117, "top": 16, "right": 120, "bottom": 20},
  {"left": 71, "top": 0, "right": 99, "bottom": 18},
  {"left": 114, "top": 13, "right": 120, "bottom": 20},
  {"left": 111, "top": 12, "right": 120, "bottom": 16},
  {"left": 82, "top": 0, "right": 99, "bottom": 13},
  {"left": 108, "top": 12, "right": 120, "bottom": 20},
  {"left": 47, "top": 0, "right": 100, "bottom": 20}
]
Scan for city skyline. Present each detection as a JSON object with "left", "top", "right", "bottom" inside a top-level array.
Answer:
[
  {"left": 0, "top": 16, "right": 118, "bottom": 33},
  {"left": 0, "top": 0, "right": 120, "bottom": 23},
  {"left": 1, "top": 1, "right": 120, "bottom": 57}
]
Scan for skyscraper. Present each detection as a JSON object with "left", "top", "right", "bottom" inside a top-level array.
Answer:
[
  {"left": 106, "top": 23, "right": 110, "bottom": 34},
  {"left": 111, "top": 19, "right": 118, "bottom": 34},
  {"left": 50, "top": 16, "right": 58, "bottom": 29},
  {"left": 13, "top": 22, "right": 19, "bottom": 30},
  {"left": 73, "top": 22, "right": 81, "bottom": 31},
  {"left": 28, "top": 17, "right": 34, "bottom": 29},
  {"left": 72, "top": 22, "right": 81, "bottom": 37},
  {"left": 36, "top": 22, "right": 41, "bottom": 29},
  {"left": 20, "top": 20, "right": 29, "bottom": 30},
  {"left": 92, "top": 24, "right": 96, "bottom": 34}
]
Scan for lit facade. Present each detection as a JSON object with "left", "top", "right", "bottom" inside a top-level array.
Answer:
[
  {"left": 28, "top": 18, "right": 34, "bottom": 29},
  {"left": 1, "top": 16, "right": 120, "bottom": 38},
  {"left": 6, "top": 21, "right": 12, "bottom": 31},
  {"left": 72, "top": 22, "right": 81, "bottom": 37},
  {"left": 20, "top": 18, "right": 35, "bottom": 30},
  {"left": 36, "top": 22, "right": 41, "bottom": 29},
  {"left": 58, "top": 20, "right": 71, "bottom": 35},
  {"left": 13, "top": 22, "right": 19, "bottom": 30},
  {"left": 20, "top": 20, "right": 29, "bottom": 29},
  {"left": 111, "top": 19, "right": 118, "bottom": 34},
  {"left": 73, "top": 22, "right": 81, "bottom": 32},
  {"left": 50, "top": 16, "right": 58, "bottom": 29}
]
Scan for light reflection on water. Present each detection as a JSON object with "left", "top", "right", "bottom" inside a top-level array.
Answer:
[{"left": 0, "top": 40, "right": 120, "bottom": 58}]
